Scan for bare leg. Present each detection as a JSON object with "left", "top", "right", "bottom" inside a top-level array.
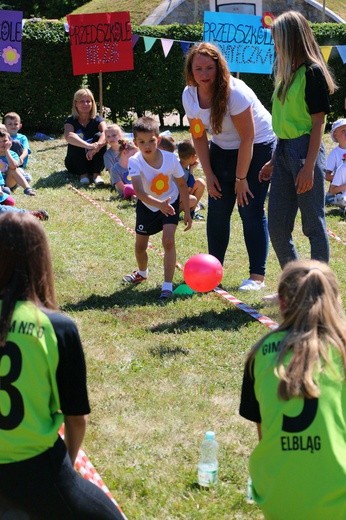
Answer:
[
  {"left": 135, "top": 234, "right": 150, "bottom": 271},
  {"left": 162, "top": 224, "right": 177, "bottom": 283}
]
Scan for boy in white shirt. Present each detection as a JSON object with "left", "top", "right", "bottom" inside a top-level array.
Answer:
[{"left": 123, "top": 116, "right": 192, "bottom": 301}]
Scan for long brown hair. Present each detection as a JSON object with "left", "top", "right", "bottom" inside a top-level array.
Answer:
[
  {"left": 271, "top": 11, "right": 336, "bottom": 102},
  {"left": 184, "top": 42, "right": 230, "bottom": 134},
  {"left": 0, "top": 213, "right": 57, "bottom": 347},
  {"left": 248, "top": 260, "right": 346, "bottom": 400}
]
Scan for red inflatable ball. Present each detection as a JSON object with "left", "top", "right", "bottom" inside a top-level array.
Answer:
[{"left": 183, "top": 254, "right": 223, "bottom": 292}]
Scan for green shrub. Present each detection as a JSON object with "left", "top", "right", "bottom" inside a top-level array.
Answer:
[{"left": 0, "top": 20, "right": 345, "bottom": 133}]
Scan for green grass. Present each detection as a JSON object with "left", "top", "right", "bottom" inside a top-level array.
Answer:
[
  {"left": 19, "top": 128, "right": 345, "bottom": 519},
  {"left": 70, "top": 0, "right": 346, "bottom": 24}
]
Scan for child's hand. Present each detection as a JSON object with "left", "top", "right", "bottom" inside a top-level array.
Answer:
[
  {"left": 190, "top": 159, "right": 199, "bottom": 173},
  {"left": 160, "top": 197, "right": 175, "bottom": 216},
  {"left": 183, "top": 212, "right": 192, "bottom": 231}
]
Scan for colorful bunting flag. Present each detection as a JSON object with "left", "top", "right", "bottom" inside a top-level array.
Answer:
[
  {"left": 161, "top": 38, "right": 174, "bottom": 57},
  {"left": 143, "top": 36, "right": 156, "bottom": 52},
  {"left": 320, "top": 45, "right": 333, "bottom": 63},
  {"left": 336, "top": 45, "right": 346, "bottom": 64}
]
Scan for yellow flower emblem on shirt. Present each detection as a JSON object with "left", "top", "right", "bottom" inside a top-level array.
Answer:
[
  {"left": 0, "top": 159, "right": 8, "bottom": 173},
  {"left": 151, "top": 173, "right": 169, "bottom": 195},
  {"left": 190, "top": 118, "right": 205, "bottom": 139}
]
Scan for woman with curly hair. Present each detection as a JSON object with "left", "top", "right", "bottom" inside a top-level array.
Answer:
[{"left": 182, "top": 42, "right": 276, "bottom": 291}]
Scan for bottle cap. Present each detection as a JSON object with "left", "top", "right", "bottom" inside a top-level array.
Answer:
[{"left": 205, "top": 431, "right": 215, "bottom": 440}]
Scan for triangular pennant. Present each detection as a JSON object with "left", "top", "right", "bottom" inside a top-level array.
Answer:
[
  {"left": 161, "top": 38, "right": 174, "bottom": 58},
  {"left": 143, "top": 36, "right": 156, "bottom": 53},
  {"left": 180, "top": 41, "right": 191, "bottom": 55},
  {"left": 336, "top": 45, "right": 346, "bottom": 64},
  {"left": 132, "top": 34, "right": 140, "bottom": 48},
  {"left": 320, "top": 46, "right": 333, "bottom": 63}
]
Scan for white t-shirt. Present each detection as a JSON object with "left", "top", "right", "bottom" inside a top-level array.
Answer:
[
  {"left": 326, "top": 146, "right": 346, "bottom": 174},
  {"left": 128, "top": 149, "right": 184, "bottom": 212},
  {"left": 332, "top": 161, "right": 346, "bottom": 196},
  {"left": 182, "top": 76, "right": 274, "bottom": 150}
]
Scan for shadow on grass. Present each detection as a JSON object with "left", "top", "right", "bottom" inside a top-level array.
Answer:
[
  {"left": 61, "top": 286, "right": 167, "bottom": 312},
  {"left": 149, "top": 345, "right": 190, "bottom": 358},
  {"left": 150, "top": 306, "right": 252, "bottom": 333},
  {"left": 325, "top": 207, "right": 346, "bottom": 219},
  {"left": 34, "top": 170, "right": 70, "bottom": 189}
]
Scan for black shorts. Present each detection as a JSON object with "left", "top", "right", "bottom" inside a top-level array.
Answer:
[{"left": 135, "top": 197, "right": 180, "bottom": 236}]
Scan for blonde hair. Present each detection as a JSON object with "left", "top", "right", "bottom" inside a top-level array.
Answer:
[
  {"left": 105, "top": 123, "right": 123, "bottom": 135},
  {"left": 184, "top": 42, "right": 230, "bottom": 134},
  {"left": 248, "top": 260, "right": 346, "bottom": 400},
  {"left": 271, "top": 11, "right": 336, "bottom": 102},
  {"left": 3, "top": 111, "right": 21, "bottom": 124},
  {"left": 71, "top": 88, "right": 97, "bottom": 119}
]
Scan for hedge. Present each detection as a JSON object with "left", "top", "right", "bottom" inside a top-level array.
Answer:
[{"left": 1, "top": 20, "right": 345, "bottom": 133}]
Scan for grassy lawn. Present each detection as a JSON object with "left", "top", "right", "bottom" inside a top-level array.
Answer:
[{"left": 18, "top": 127, "right": 345, "bottom": 519}]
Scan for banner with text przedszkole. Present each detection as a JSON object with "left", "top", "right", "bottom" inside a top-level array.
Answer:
[{"left": 67, "top": 11, "right": 133, "bottom": 75}]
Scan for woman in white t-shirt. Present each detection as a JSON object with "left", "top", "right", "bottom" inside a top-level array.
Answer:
[{"left": 182, "top": 42, "right": 275, "bottom": 291}]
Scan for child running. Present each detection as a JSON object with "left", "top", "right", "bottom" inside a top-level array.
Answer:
[
  {"left": 123, "top": 116, "right": 192, "bottom": 301},
  {"left": 240, "top": 259, "right": 346, "bottom": 519}
]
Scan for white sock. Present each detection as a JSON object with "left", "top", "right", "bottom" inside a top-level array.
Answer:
[
  {"left": 138, "top": 269, "right": 148, "bottom": 278},
  {"left": 162, "top": 282, "right": 173, "bottom": 292}
]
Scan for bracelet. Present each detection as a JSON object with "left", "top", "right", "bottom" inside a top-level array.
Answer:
[{"left": 235, "top": 177, "right": 247, "bottom": 182}]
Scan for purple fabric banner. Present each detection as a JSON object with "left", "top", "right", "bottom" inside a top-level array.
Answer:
[{"left": 0, "top": 10, "right": 22, "bottom": 73}]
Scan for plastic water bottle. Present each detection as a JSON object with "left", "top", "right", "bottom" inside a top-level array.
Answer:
[{"left": 197, "top": 431, "right": 218, "bottom": 487}]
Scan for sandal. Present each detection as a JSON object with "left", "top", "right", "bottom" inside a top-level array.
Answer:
[{"left": 23, "top": 187, "right": 36, "bottom": 196}]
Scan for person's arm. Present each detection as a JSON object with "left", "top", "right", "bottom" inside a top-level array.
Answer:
[
  {"left": 187, "top": 118, "right": 221, "bottom": 199},
  {"left": 6, "top": 147, "right": 19, "bottom": 169},
  {"left": 295, "top": 112, "right": 325, "bottom": 194},
  {"left": 325, "top": 169, "right": 334, "bottom": 183},
  {"left": 64, "top": 414, "right": 88, "bottom": 465},
  {"left": 175, "top": 176, "right": 192, "bottom": 230},
  {"left": 232, "top": 105, "right": 255, "bottom": 207},
  {"left": 86, "top": 120, "right": 107, "bottom": 160},
  {"left": 64, "top": 122, "right": 95, "bottom": 150},
  {"left": 330, "top": 181, "right": 346, "bottom": 195},
  {"left": 131, "top": 175, "right": 175, "bottom": 216}
]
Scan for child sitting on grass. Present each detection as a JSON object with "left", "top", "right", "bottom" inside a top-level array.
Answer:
[
  {"left": 104, "top": 123, "right": 124, "bottom": 181},
  {"left": 177, "top": 139, "right": 206, "bottom": 220},
  {"left": 123, "top": 116, "right": 192, "bottom": 301},
  {"left": 110, "top": 139, "right": 138, "bottom": 201},
  {"left": 325, "top": 118, "right": 346, "bottom": 209},
  {"left": 0, "top": 129, "right": 35, "bottom": 196},
  {"left": 3, "top": 112, "right": 32, "bottom": 183}
]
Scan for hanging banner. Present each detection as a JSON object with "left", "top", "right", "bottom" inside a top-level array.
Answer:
[
  {"left": 0, "top": 10, "right": 22, "bottom": 72},
  {"left": 203, "top": 11, "right": 274, "bottom": 74},
  {"left": 67, "top": 11, "right": 133, "bottom": 75}
]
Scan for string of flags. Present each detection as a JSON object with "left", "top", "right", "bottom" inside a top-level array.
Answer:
[{"left": 132, "top": 33, "right": 346, "bottom": 63}]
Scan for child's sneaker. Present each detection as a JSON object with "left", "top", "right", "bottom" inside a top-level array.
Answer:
[
  {"left": 23, "top": 187, "right": 36, "bottom": 196},
  {"left": 30, "top": 209, "right": 49, "bottom": 221},
  {"left": 158, "top": 289, "right": 173, "bottom": 302},
  {"left": 123, "top": 271, "right": 147, "bottom": 284}
]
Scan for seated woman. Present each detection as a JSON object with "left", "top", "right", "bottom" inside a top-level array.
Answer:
[{"left": 64, "top": 88, "right": 107, "bottom": 186}]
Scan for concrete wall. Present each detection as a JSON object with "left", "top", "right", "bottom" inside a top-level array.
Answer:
[{"left": 160, "top": 0, "right": 337, "bottom": 24}]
